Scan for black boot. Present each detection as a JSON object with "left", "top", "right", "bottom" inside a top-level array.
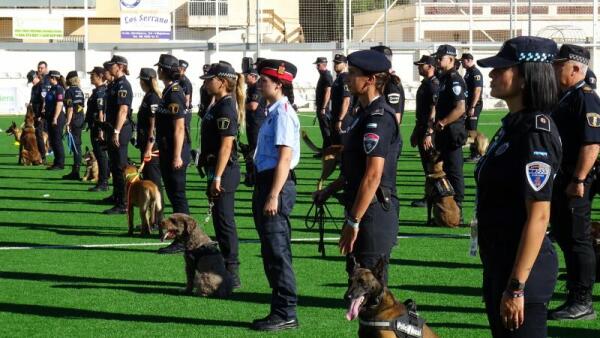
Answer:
[
  {"left": 89, "top": 181, "right": 109, "bottom": 192},
  {"left": 62, "top": 165, "right": 81, "bottom": 180},
  {"left": 227, "top": 264, "right": 241, "bottom": 289},
  {"left": 157, "top": 239, "right": 185, "bottom": 254},
  {"left": 548, "top": 289, "right": 596, "bottom": 320}
]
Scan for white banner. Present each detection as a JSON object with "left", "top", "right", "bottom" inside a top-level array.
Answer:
[
  {"left": 120, "top": 0, "right": 170, "bottom": 11},
  {"left": 0, "top": 87, "right": 23, "bottom": 115},
  {"left": 12, "top": 16, "right": 63, "bottom": 40},
  {"left": 120, "top": 13, "right": 172, "bottom": 39}
]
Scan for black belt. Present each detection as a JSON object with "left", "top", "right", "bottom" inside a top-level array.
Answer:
[{"left": 256, "top": 169, "right": 296, "bottom": 184}]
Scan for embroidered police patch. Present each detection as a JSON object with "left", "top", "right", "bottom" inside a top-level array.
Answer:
[
  {"left": 452, "top": 85, "right": 462, "bottom": 96},
  {"left": 495, "top": 142, "right": 509, "bottom": 156},
  {"left": 168, "top": 103, "right": 179, "bottom": 114},
  {"left": 66, "top": 99, "right": 72, "bottom": 106},
  {"left": 590, "top": 77, "right": 597, "bottom": 84},
  {"left": 474, "top": 75, "right": 481, "bottom": 81},
  {"left": 526, "top": 161, "right": 551, "bottom": 192},
  {"left": 363, "top": 133, "right": 380, "bottom": 154},
  {"left": 97, "top": 98, "right": 103, "bottom": 106},
  {"left": 57, "top": 94, "right": 63, "bottom": 101},
  {"left": 344, "top": 84, "right": 349, "bottom": 92},
  {"left": 535, "top": 115, "right": 551, "bottom": 132},
  {"left": 217, "top": 117, "right": 230, "bottom": 130},
  {"left": 586, "top": 112, "right": 600, "bottom": 127},
  {"left": 172, "top": 85, "right": 180, "bottom": 92},
  {"left": 387, "top": 93, "right": 401, "bottom": 104},
  {"left": 118, "top": 90, "right": 127, "bottom": 98}
]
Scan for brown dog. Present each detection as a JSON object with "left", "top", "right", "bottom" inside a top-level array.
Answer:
[
  {"left": 124, "top": 164, "right": 162, "bottom": 236},
  {"left": 301, "top": 130, "right": 343, "bottom": 190},
  {"left": 466, "top": 130, "right": 490, "bottom": 157},
  {"left": 7, "top": 120, "right": 42, "bottom": 165},
  {"left": 81, "top": 147, "right": 99, "bottom": 182},
  {"left": 425, "top": 157, "right": 461, "bottom": 228},
  {"left": 345, "top": 259, "right": 438, "bottom": 338},
  {"left": 161, "top": 213, "right": 234, "bottom": 298}
]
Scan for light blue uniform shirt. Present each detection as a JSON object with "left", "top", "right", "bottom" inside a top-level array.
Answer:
[{"left": 254, "top": 96, "right": 300, "bottom": 173}]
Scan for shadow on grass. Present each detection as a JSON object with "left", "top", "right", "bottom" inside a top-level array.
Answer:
[
  {"left": 298, "top": 255, "right": 481, "bottom": 270},
  {"left": 0, "top": 302, "right": 249, "bottom": 328},
  {"left": 396, "top": 284, "right": 482, "bottom": 297},
  {"left": 0, "top": 271, "right": 181, "bottom": 287},
  {"left": 548, "top": 326, "right": 600, "bottom": 338}
]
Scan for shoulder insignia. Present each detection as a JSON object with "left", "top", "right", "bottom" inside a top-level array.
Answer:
[
  {"left": 535, "top": 114, "right": 551, "bottom": 132},
  {"left": 343, "top": 84, "right": 349, "bottom": 92},
  {"left": 387, "top": 93, "right": 401, "bottom": 105},
  {"left": 363, "top": 133, "right": 380, "bottom": 154},
  {"left": 526, "top": 161, "right": 551, "bottom": 192},
  {"left": 589, "top": 77, "right": 597, "bottom": 84},
  {"left": 452, "top": 85, "right": 462, "bottom": 96},
  {"left": 172, "top": 85, "right": 180, "bottom": 92},
  {"left": 97, "top": 98, "right": 103, "bottom": 106},
  {"left": 168, "top": 103, "right": 179, "bottom": 114},
  {"left": 118, "top": 90, "right": 128, "bottom": 98},
  {"left": 474, "top": 75, "right": 482, "bottom": 81},
  {"left": 583, "top": 85, "right": 593, "bottom": 93},
  {"left": 217, "top": 117, "right": 231, "bottom": 130},
  {"left": 586, "top": 112, "right": 600, "bottom": 127},
  {"left": 370, "top": 108, "right": 384, "bottom": 116},
  {"left": 66, "top": 99, "right": 72, "bottom": 106}
]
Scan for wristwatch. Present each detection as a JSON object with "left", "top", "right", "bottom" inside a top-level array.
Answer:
[
  {"left": 572, "top": 177, "right": 585, "bottom": 184},
  {"left": 507, "top": 278, "right": 525, "bottom": 292}
]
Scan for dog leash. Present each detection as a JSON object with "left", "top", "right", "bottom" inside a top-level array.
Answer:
[
  {"left": 305, "top": 201, "right": 338, "bottom": 257},
  {"left": 66, "top": 131, "right": 78, "bottom": 156}
]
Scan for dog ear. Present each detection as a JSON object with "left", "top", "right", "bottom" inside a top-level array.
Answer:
[
  {"left": 183, "top": 215, "right": 198, "bottom": 234},
  {"left": 372, "top": 256, "right": 387, "bottom": 283}
]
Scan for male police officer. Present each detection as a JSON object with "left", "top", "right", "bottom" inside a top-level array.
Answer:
[
  {"left": 330, "top": 53, "right": 352, "bottom": 145},
  {"left": 198, "top": 64, "right": 213, "bottom": 118},
  {"left": 549, "top": 44, "right": 600, "bottom": 320},
  {"left": 460, "top": 53, "right": 484, "bottom": 162},
  {"left": 411, "top": 55, "right": 439, "bottom": 208},
  {"left": 242, "top": 60, "right": 265, "bottom": 186},
  {"left": 433, "top": 45, "right": 467, "bottom": 218},
  {"left": 314, "top": 56, "right": 333, "bottom": 154},
  {"left": 32, "top": 61, "right": 52, "bottom": 163}
]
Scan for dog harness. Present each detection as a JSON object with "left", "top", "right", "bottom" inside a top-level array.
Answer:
[
  {"left": 186, "top": 242, "right": 221, "bottom": 263},
  {"left": 359, "top": 300, "right": 425, "bottom": 338}
]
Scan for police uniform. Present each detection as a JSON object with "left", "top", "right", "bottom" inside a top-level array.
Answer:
[
  {"left": 178, "top": 60, "right": 194, "bottom": 139},
  {"left": 343, "top": 50, "right": 401, "bottom": 284},
  {"left": 462, "top": 57, "right": 484, "bottom": 131},
  {"left": 330, "top": 54, "right": 352, "bottom": 145},
  {"left": 136, "top": 68, "right": 163, "bottom": 194},
  {"left": 434, "top": 45, "right": 467, "bottom": 207},
  {"left": 31, "top": 73, "right": 51, "bottom": 161},
  {"left": 244, "top": 67, "right": 266, "bottom": 185},
  {"left": 199, "top": 64, "right": 213, "bottom": 118},
  {"left": 413, "top": 55, "right": 440, "bottom": 173},
  {"left": 104, "top": 55, "right": 133, "bottom": 212},
  {"left": 63, "top": 71, "right": 86, "bottom": 180},
  {"left": 548, "top": 44, "right": 600, "bottom": 320},
  {"left": 85, "top": 67, "right": 110, "bottom": 191},
  {"left": 314, "top": 57, "right": 334, "bottom": 150},
  {"left": 199, "top": 62, "right": 241, "bottom": 277},
  {"left": 45, "top": 71, "right": 66, "bottom": 170},
  {"left": 585, "top": 68, "right": 597, "bottom": 90},
  {"left": 476, "top": 36, "right": 562, "bottom": 337},
  {"left": 251, "top": 60, "right": 300, "bottom": 331},
  {"left": 154, "top": 54, "right": 190, "bottom": 215}
]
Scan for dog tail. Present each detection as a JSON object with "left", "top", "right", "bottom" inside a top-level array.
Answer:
[
  {"left": 152, "top": 186, "right": 163, "bottom": 226},
  {"left": 301, "top": 130, "right": 321, "bottom": 153}
]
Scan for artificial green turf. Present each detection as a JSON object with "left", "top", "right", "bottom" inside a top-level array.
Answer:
[{"left": 0, "top": 111, "right": 599, "bottom": 337}]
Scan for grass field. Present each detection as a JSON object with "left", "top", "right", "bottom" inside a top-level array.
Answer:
[{"left": 1, "top": 110, "right": 599, "bottom": 337}]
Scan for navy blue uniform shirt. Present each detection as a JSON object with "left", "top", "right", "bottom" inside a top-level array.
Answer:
[
  {"left": 156, "top": 82, "right": 186, "bottom": 143},
  {"left": 415, "top": 75, "right": 439, "bottom": 128},
  {"left": 436, "top": 70, "right": 466, "bottom": 120},
  {"left": 85, "top": 84, "right": 107, "bottom": 128},
  {"left": 137, "top": 91, "right": 161, "bottom": 147},
  {"left": 331, "top": 72, "right": 352, "bottom": 120},
  {"left": 105, "top": 75, "right": 133, "bottom": 126},
  {"left": 464, "top": 66, "right": 483, "bottom": 107},
  {"left": 384, "top": 75, "right": 405, "bottom": 118},
  {"left": 180, "top": 74, "right": 193, "bottom": 109},
  {"left": 315, "top": 70, "right": 333, "bottom": 111},
  {"left": 65, "top": 86, "right": 85, "bottom": 115},
  {"left": 201, "top": 95, "right": 239, "bottom": 160},
  {"left": 44, "top": 84, "right": 65, "bottom": 120}
]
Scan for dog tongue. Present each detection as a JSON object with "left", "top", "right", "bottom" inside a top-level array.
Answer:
[
  {"left": 161, "top": 232, "right": 169, "bottom": 242},
  {"left": 345, "top": 295, "right": 364, "bottom": 321}
]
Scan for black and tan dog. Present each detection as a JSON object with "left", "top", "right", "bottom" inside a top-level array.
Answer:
[
  {"left": 425, "top": 158, "right": 461, "bottom": 228},
  {"left": 81, "top": 147, "right": 99, "bottom": 182},
  {"left": 466, "top": 130, "right": 490, "bottom": 157},
  {"left": 345, "top": 259, "right": 438, "bottom": 338},
  {"left": 161, "top": 213, "right": 234, "bottom": 298}
]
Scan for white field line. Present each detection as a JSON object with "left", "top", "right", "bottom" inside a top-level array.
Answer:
[{"left": 0, "top": 233, "right": 469, "bottom": 251}]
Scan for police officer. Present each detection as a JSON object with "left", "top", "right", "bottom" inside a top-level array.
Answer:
[
  {"left": 585, "top": 68, "right": 597, "bottom": 90},
  {"left": 32, "top": 61, "right": 51, "bottom": 163},
  {"left": 243, "top": 62, "right": 265, "bottom": 186},
  {"left": 103, "top": 55, "right": 133, "bottom": 214},
  {"left": 433, "top": 44, "right": 467, "bottom": 217},
  {"left": 196, "top": 61, "right": 245, "bottom": 286},
  {"left": 62, "top": 71, "right": 86, "bottom": 180},
  {"left": 314, "top": 56, "right": 333, "bottom": 154},
  {"left": 370, "top": 46, "right": 406, "bottom": 125},
  {"left": 476, "top": 36, "right": 561, "bottom": 337},
  {"left": 45, "top": 70, "right": 66, "bottom": 170},
  {"left": 330, "top": 53, "right": 352, "bottom": 145},
  {"left": 178, "top": 60, "right": 193, "bottom": 130},
  {"left": 198, "top": 64, "right": 213, "bottom": 118},
  {"left": 136, "top": 68, "right": 163, "bottom": 196},
  {"left": 410, "top": 55, "right": 439, "bottom": 208},
  {"left": 85, "top": 66, "right": 110, "bottom": 192},
  {"left": 155, "top": 54, "right": 191, "bottom": 254},
  {"left": 460, "top": 53, "right": 485, "bottom": 162},
  {"left": 251, "top": 59, "right": 300, "bottom": 331},
  {"left": 315, "top": 49, "right": 401, "bottom": 285},
  {"left": 548, "top": 44, "right": 600, "bottom": 320}
]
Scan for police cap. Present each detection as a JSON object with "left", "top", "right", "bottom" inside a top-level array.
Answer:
[
  {"left": 87, "top": 66, "right": 105, "bottom": 77},
  {"left": 103, "top": 61, "right": 111, "bottom": 70},
  {"left": 138, "top": 68, "right": 157, "bottom": 80},
  {"left": 347, "top": 50, "right": 391, "bottom": 75},
  {"left": 107, "top": 55, "right": 128, "bottom": 66},
  {"left": 434, "top": 44, "right": 457, "bottom": 57},
  {"left": 253, "top": 57, "right": 266, "bottom": 66},
  {"left": 155, "top": 54, "right": 179, "bottom": 70},
  {"left": 370, "top": 45, "right": 393, "bottom": 58},
  {"left": 178, "top": 59, "right": 189, "bottom": 69},
  {"left": 313, "top": 57, "right": 328, "bottom": 64},
  {"left": 554, "top": 44, "right": 590, "bottom": 65},
  {"left": 460, "top": 53, "right": 474, "bottom": 60},
  {"left": 333, "top": 54, "right": 347, "bottom": 63},
  {"left": 26, "top": 70, "right": 36, "bottom": 83},
  {"left": 48, "top": 70, "right": 61, "bottom": 78},
  {"left": 66, "top": 71, "right": 78, "bottom": 80},
  {"left": 478, "top": 36, "right": 558, "bottom": 68},
  {"left": 200, "top": 62, "right": 237, "bottom": 80},
  {"left": 257, "top": 59, "right": 297, "bottom": 83},
  {"left": 414, "top": 55, "right": 435, "bottom": 66}
]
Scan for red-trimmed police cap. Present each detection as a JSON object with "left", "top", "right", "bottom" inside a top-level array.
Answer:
[{"left": 257, "top": 59, "right": 297, "bottom": 83}]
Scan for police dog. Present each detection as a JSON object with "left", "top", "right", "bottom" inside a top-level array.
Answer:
[
  {"left": 160, "top": 213, "right": 234, "bottom": 298},
  {"left": 81, "top": 147, "right": 99, "bottom": 182},
  {"left": 301, "top": 130, "right": 343, "bottom": 189},
  {"left": 425, "top": 153, "right": 461, "bottom": 228},
  {"left": 345, "top": 259, "right": 438, "bottom": 338},
  {"left": 7, "top": 120, "right": 42, "bottom": 166},
  {"left": 123, "top": 164, "right": 162, "bottom": 236},
  {"left": 465, "top": 130, "right": 489, "bottom": 157}
]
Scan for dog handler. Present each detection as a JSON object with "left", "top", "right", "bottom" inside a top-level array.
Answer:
[
  {"left": 85, "top": 66, "right": 110, "bottom": 192},
  {"left": 475, "top": 36, "right": 562, "bottom": 337},
  {"left": 62, "top": 71, "right": 86, "bottom": 180},
  {"left": 314, "top": 49, "right": 401, "bottom": 284},
  {"left": 251, "top": 59, "right": 300, "bottom": 331},
  {"left": 45, "top": 70, "right": 67, "bottom": 170}
]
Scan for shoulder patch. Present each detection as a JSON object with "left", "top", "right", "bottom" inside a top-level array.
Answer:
[
  {"left": 168, "top": 103, "right": 179, "bottom": 114},
  {"left": 97, "top": 98, "right": 103, "bottom": 106},
  {"left": 387, "top": 93, "right": 401, "bottom": 105},
  {"left": 118, "top": 90, "right": 128, "bottom": 98},
  {"left": 526, "top": 161, "right": 551, "bottom": 192},
  {"left": 583, "top": 85, "right": 594, "bottom": 93},
  {"left": 474, "top": 75, "right": 482, "bottom": 81},
  {"left": 452, "top": 85, "right": 462, "bottom": 96},
  {"left": 172, "top": 85, "right": 180, "bottom": 92},
  {"left": 217, "top": 117, "right": 231, "bottom": 130},
  {"left": 363, "top": 133, "right": 380, "bottom": 154},
  {"left": 586, "top": 112, "right": 600, "bottom": 127},
  {"left": 66, "top": 99, "right": 72, "bottom": 106},
  {"left": 535, "top": 114, "right": 551, "bottom": 132}
]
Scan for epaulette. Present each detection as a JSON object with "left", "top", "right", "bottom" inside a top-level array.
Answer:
[
  {"left": 534, "top": 114, "right": 551, "bottom": 132},
  {"left": 370, "top": 108, "right": 384, "bottom": 116},
  {"left": 172, "top": 85, "right": 180, "bottom": 92},
  {"left": 583, "top": 85, "right": 593, "bottom": 93}
]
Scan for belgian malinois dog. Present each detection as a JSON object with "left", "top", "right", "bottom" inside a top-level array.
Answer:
[
  {"left": 124, "top": 164, "right": 162, "bottom": 236},
  {"left": 345, "top": 259, "right": 438, "bottom": 338}
]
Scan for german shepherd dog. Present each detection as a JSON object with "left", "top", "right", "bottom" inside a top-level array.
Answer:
[
  {"left": 81, "top": 147, "right": 99, "bottom": 182},
  {"left": 160, "top": 213, "right": 234, "bottom": 298},
  {"left": 7, "top": 116, "right": 42, "bottom": 165},
  {"left": 345, "top": 259, "right": 438, "bottom": 338},
  {"left": 424, "top": 146, "right": 461, "bottom": 228},
  {"left": 123, "top": 164, "right": 162, "bottom": 236},
  {"left": 301, "top": 130, "right": 343, "bottom": 190}
]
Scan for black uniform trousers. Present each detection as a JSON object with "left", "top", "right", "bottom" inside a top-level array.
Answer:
[
  {"left": 141, "top": 152, "right": 163, "bottom": 192},
  {"left": 33, "top": 104, "right": 47, "bottom": 159},
  {"left": 551, "top": 173, "right": 596, "bottom": 292},
  {"left": 207, "top": 164, "right": 240, "bottom": 268},
  {"left": 466, "top": 103, "right": 483, "bottom": 131},
  {"left": 253, "top": 169, "right": 298, "bottom": 320},
  {"left": 345, "top": 196, "right": 399, "bottom": 286},
  {"left": 69, "top": 113, "right": 84, "bottom": 168},
  {"left": 159, "top": 140, "right": 190, "bottom": 215},
  {"left": 437, "top": 124, "right": 465, "bottom": 204},
  {"left": 107, "top": 123, "right": 132, "bottom": 208},
  {"left": 90, "top": 125, "right": 110, "bottom": 186},
  {"left": 47, "top": 116, "right": 65, "bottom": 168},
  {"left": 317, "top": 109, "right": 332, "bottom": 150}
]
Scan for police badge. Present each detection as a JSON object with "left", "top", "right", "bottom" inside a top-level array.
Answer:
[
  {"left": 526, "top": 161, "right": 551, "bottom": 192},
  {"left": 363, "top": 133, "right": 380, "bottom": 154},
  {"left": 217, "top": 117, "right": 230, "bottom": 130},
  {"left": 168, "top": 103, "right": 179, "bottom": 114},
  {"left": 586, "top": 112, "right": 600, "bottom": 127},
  {"left": 118, "top": 90, "right": 127, "bottom": 98}
]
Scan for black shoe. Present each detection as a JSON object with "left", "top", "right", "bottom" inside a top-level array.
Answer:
[
  {"left": 411, "top": 198, "right": 426, "bottom": 208},
  {"left": 548, "top": 291, "right": 596, "bottom": 320},
  {"left": 47, "top": 165, "right": 64, "bottom": 170},
  {"left": 157, "top": 241, "right": 185, "bottom": 254},
  {"left": 62, "top": 171, "right": 81, "bottom": 180},
  {"left": 100, "top": 195, "right": 115, "bottom": 204},
  {"left": 251, "top": 314, "right": 298, "bottom": 331},
  {"left": 103, "top": 206, "right": 127, "bottom": 215},
  {"left": 227, "top": 265, "right": 241, "bottom": 289},
  {"left": 89, "top": 184, "right": 109, "bottom": 192}
]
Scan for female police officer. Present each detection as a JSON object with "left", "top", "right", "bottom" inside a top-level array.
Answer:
[
  {"left": 199, "top": 62, "right": 245, "bottom": 287},
  {"left": 250, "top": 59, "right": 300, "bottom": 332},
  {"left": 62, "top": 71, "right": 86, "bottom": 180},
  {"left": 86, "top": 66, "right": 109, "bottom": 192},
  {"left": 475, "top": 36, "right": 561, "bottom": 337},
  {"left": 313, "top": 50, "right": 401, "bottom": 285},
  {"left": 45, "top": 70, "right": 66, "bottom": 170}
]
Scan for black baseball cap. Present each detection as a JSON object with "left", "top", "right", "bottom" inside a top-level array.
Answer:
[
  {"left": 253, "top": 57, "right": 266, "bottom": 66},
  {"left": 478, "top": 36, "right": 558, "bottom": 68},
  {"left": 554, "top": 44, "right": 590, "bottom": 65},
  {"left": 414, "top": 55, "right": 435, "bottom": 66},
  {"left": 87, "top": 66, "right": 105, "bottom": 76},
  {"left": 107, "top": 55, "right": 128, "bottom": 66},
  {"left": 155, "top": 54, "right": 179, "bottom": 70},
  {"left": 178, "top": 59, "right": 189, "bottom": 69},
  {"left": 103, "top": 61, "right": 111, "bottom": 70},
  {"left": 200, "top": 62, "right": 237, "bottom": 80},
  {"left": 460, "top": 53, "right": 474, "bottom": 60},
  {"left": 48, "top": 70, "right": 61, "bottom": 78},
  {"left": 26, "top": 70, "right": 36, "bottom": 83},
  {"left": 333, "top": 54, "right": 347, "bottom": 63},
  {"left": 313, "top": 57, "right": 328, "bottom": 64},
  {"left": 348, "top": 50, "right": 391, "bottom": 75},
  {"left": 138, "top": 68, "right": 157, "bottom": 80},
  {"left": 66, "top": 71, "right": 78, "bottom": 80},
  {"left": 434, "top": 44, "right": 457, "bottom": 57}
]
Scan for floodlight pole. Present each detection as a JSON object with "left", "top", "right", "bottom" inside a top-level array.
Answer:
[
  {"left": 256, "top": 0, "right": 261, "bottom": 58},
  {"left": 594, "top": 0, "right": 598, "bottom": 73},
  {"left": 528, "top": 0, "right": 532, "bottom": 35},
  {"left": 343, "top": 0, "right": 348, "bottom": 55},
  {"left": 384, "top": 0, "right": 388, "bottom": 46},
  {"left": 216, "top": 0, "right": 220, "bottom": 58},
  {"left": 84, "top": 0, "right": 88, "bottom": 71},
  {"left": 49, "top": 0, "right": 52, "bottom": 14},
  {"left": 469, "top": 0, "right": 473, "bottom": 51}
]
